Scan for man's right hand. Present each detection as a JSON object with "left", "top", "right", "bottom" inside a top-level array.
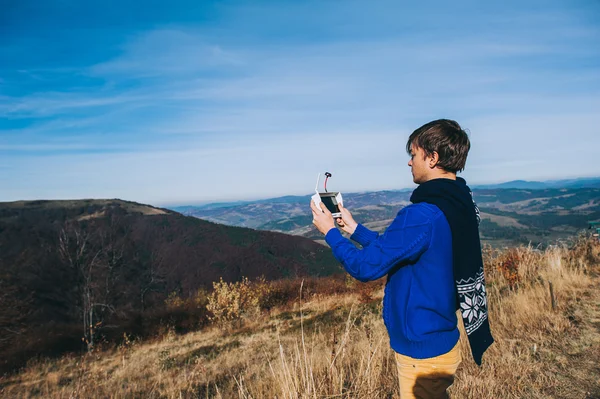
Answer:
[{"left": 335, "top": 203, "right": 358, "bottom": 235}]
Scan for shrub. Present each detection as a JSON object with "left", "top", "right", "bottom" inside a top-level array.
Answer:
[
  {"left": 164, "top": 291, "right": 185, "bottom": 308},
  {"left": 206, "top": 277, "right": 261, "bottom": 324},
  {"left": 357, "top": 280, "right": 383, "bottom": 303},
  {"left": 496, "top": 248, "right": 522, "bottom": 289}
]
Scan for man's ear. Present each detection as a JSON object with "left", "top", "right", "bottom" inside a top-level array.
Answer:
[{"left": 428, "top": 151, "right": 439, "bottom": 169}]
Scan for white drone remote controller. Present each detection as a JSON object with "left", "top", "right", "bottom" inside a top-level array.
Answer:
[{"left": 312, "top": 173, "right": 343, "bottom": 218}]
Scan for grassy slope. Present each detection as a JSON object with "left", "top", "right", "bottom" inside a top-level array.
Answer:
[{"left": 1, "top": 238, "right": 599, "bottom": 398}]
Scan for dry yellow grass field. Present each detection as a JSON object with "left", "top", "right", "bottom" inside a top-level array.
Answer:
[{"left": 1, "top": 236, "right": 599, "bottom": 398}]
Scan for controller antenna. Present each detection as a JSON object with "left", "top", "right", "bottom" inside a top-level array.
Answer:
[{"left": 324, "top": 172, "right": 332, "bottom": 192}]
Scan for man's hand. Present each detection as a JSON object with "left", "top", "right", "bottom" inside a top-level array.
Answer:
[
  {"left": 310, "top": 200, "right": 336, "bottom": 235},
  {"left": 335, "top": 203, "right": 358, "bottom": 235}
]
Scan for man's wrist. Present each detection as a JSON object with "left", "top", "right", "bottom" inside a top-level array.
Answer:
[{"left": 347, "top": 222, "right": 357, "bottom": 235}]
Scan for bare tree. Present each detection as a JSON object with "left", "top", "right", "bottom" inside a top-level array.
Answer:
[
  {"left": 97, "top": 215, "right": 126, "bottom": 313},
  {"left": 58, "top": 223, "right": 114, "bottom": 351}
]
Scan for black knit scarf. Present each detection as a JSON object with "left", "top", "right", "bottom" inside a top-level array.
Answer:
[{"left": 411, "top": 177, "right": 494, "bottom": 365}]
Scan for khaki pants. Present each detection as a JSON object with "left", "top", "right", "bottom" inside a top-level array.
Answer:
[{"left": 394, "top": 341, "right": 461, "bottom": 399}]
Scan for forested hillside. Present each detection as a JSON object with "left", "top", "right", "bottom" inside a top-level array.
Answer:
[{"left": 0, "top": 200, "right": 340, "bottom": 372}]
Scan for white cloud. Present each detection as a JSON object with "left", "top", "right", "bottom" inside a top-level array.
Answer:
[{"left": 89, "top": 29, "right": 243, "bottom": 78}]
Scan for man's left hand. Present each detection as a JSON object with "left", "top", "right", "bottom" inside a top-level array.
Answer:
[{"left": 310, "top": 200, "right": 336, "bottom": 235}]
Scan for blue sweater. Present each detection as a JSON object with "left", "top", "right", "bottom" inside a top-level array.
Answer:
[{"left": 325, "top": 202, "right": 460, "bottom": 359}]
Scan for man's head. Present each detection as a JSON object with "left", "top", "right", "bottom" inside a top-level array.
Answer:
[{"left": 406, "top": 119, "right": 470, "bottom": 184}]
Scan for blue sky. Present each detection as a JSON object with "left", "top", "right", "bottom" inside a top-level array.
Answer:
[{"left": 1, "top": 0, "right": 599, "bottom": 205}]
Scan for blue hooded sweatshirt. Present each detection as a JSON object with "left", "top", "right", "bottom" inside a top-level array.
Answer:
[{"left": 324, "top": 202, "right": 460, "bottom": 359}]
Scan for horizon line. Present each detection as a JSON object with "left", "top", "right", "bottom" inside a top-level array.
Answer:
[{"left": 1, "top": 175, "right": 598, "bottom": 208}]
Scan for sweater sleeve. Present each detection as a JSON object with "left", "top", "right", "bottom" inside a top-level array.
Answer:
[
  {"left": 324, "top": 205, "right": 431, "bottom": 282},
  {"left": 350, "top": 223, "right": 379, "bottom": 247}
]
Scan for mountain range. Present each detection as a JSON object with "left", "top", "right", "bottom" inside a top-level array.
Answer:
[
  {"left": 473, "top": 177, "right": 600, "bottom": 190},
  {"left": 170, "top": 177, "right": 600, "bottom": 211},
  {"left": 171, "top": 177, "right": 600, "bottom": 247}
]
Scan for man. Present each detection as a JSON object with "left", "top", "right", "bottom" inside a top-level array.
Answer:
[{"left": 310, "top": 119, "right": 494, "bottom": 399}]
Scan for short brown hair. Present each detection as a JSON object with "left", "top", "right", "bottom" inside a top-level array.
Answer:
[{"left": 406, "top": 119, "right": 471, "bottom": 173}]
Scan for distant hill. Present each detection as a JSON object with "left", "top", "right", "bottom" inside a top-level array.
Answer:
[
  {"left": 173, "top": 184, "right": 600, "bottom": 247},
  {"left": 173, "top": 190, "right": 413, "bottom": 231},
  {"left": 474, "top": 180, "right": 550, "bottom": 190},
  {"left": 172, "top": 195, "right": 315, "bottom": 212},
  {"left": 0, "top": 199, "right": 340, "bottom": 371},
  {"left": 473, "top": 177, "right": 600, "bottom": 190}
]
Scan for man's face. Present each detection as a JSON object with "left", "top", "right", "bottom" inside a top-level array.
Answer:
[{"left": 408, "top": 145, "right": 430, "bottom": 184}]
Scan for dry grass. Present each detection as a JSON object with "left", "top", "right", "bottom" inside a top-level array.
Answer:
[{"left": 1, "top": 236, "right": 599, "bottom": 398}]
